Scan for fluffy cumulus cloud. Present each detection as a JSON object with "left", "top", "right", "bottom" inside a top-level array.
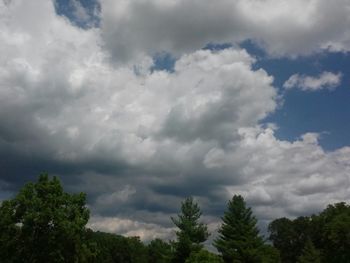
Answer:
[
  {"left": 100, "top": 0, "right": 350, "bottom": 61},
  {"left": 215, "top": 128, "right": 350, "bottom": 219},
  {"left": 1, "top": 0, "right": 350, "bottom": 241},
  {"left": 283, "top": 71, "right": 342, "bottom": 91}
]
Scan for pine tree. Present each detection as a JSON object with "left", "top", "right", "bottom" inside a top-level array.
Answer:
[
  {"left": 297, "top": 238, "right": 321, "bottom": 263},
  {"left": 214, "top": 195, "right": 264, "bottom": 263},
  {"left": 171, "top": 197, "right": 209, "bottom": 263}
]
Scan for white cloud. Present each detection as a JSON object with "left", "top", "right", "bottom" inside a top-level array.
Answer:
[
  {"left": 0, "top": 0, "right": 277, "bottom": 166},
  {"left": 283, "top": 71, "right": 342, "bottom": 91},
  {"left": 100, "top": 0, "right": 350, "bottom": 61},
  {"left": 215, "top": 127, "right": 350, "bottom": 219},
  {"left": 88, "top": 216, "right": 175, "bottom": 241}
]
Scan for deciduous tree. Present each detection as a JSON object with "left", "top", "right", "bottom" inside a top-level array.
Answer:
[
  {"left": 148, "top": 238, "right": 172, "bottom": 263},
  {"left": 0, "top": 173, "right": 94, "bottom": 262},
  {"left": 297, "top": 238, "right": 321, "bottom": 263}
]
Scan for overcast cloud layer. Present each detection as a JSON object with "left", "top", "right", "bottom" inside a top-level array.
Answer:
[{"left": 1, "top": 0, "right": 350, "bottom": 241}]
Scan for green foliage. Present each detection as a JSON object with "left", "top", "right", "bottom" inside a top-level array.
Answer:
[
  {"left": 185, "top": 249, "right": 224, "bottom": 263},
  {"left": 171, "top": 197, "right": 209, "bottom": 263},
  {"left": 214, "top": 195, "right": 264, "bottom": 263},
  {"left": 269, "top": 202, "right": 350, "bottom": 263},
  {"left": 86, "top": 231, "right": 148, "bottom": 263},
  {"left": 297, "top": 238, "right": 321, "bottom": 263},
  {"left": 125, "top": 236, "right": 149, "bottom": 263},
  {"left": 147, "top": 238, "right": 172, "bottom": 263},
  {"left": 318, "top": 202, "right": 350, "bottom": 262},
  {"left": 259, "top": 244, "right": 281, "bottom": 263},
  {"left": 0, "top": 173, "right": 94, "bottom": 263},
  {"left": 268, "top": 217, "right": 309, "bottom": 263},
  {"left": 0, "top": 199, "right": 20, "bottom": 262}
]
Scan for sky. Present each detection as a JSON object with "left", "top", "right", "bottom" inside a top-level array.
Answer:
[{"left": 1, "top": 0, "right": 350, "bottom": 242}]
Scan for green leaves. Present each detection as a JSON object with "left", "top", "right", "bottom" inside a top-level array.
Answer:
[
  {"left": 269, "top": 202, "right": 350, "bottom": 263},
  {"left": 0, "top": 173, "right": 93, "bottom": 263},
  {"left": 185, "top": 249, "right": 224, "bottom": 263},
  {"left": 148, "top": 238, "right": 173, "bottom": 263},
  {"left": 297, "top": 239, "right": 321, "bottom": 263}
]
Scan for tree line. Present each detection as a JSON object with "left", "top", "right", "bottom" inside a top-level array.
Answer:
[{"left": 0, "top": 174, "right": 349, "bottom": 262}]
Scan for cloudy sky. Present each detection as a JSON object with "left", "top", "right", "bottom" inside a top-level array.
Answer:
[{"left": 1, "top": 0, "right": 350, "bottom": 242}]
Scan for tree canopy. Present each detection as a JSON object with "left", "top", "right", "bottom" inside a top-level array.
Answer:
[
  {"left": 147, "top": 238, "right": 173, "bottom": 263},
  {"left": 269, "top": 202, "right": 350, "bottom": 263},
  {"left": 297, "top": 238, "right": 321, "bottom": 263},
  {"left": 185, "top": 249, "right": 224, "bottom": 263},
  {"left": 0, "top": 173, "right": 94, "bottom": 262}
]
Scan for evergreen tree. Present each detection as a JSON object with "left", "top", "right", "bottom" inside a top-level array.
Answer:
[
  {"left": 171, "top": 197, "right": 209, "bottom": 263},
  {"left": 214, "top": 195, "right": 264, "bottom": 263},
  {"left": 297, "top": 238, "right": 321, "bottom": 263}
]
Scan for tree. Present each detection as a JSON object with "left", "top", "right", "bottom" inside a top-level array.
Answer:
[
  {"left": 259, "top": 244, "right": 281, "bottom": 263},
  {"left": 268, "top": 202, "right": 350, "bottom": 263},
  {"left": 86, "top": 231, "right": 148, "bottom": 263},
  {"left": 297, "top": 238, "right": 321, "bottom": 263},
  {"left": 171, "top": 197, "right": 209, "bottom": 263},
  {"left": 268, "top": 217, "right": 311, "bottom": 263},
  {"left": 268, "top": 217, "right": 294, "bottom": 262},
  {"left": 214, "top": 195, "right": 264, "bottom": 263},
  {"left": 85, "top": 230, "right": 116, "bottom": 263},
  {"left": 147, "top": 238, "right": 172, "bottom": 263},
  {"left": 124, "top": 236, "right": 148, "bottom": 263},
  {"left": 185, "top": 249, "right": 224, "bottom": 263},
  {"left": 0, "top": 173, "right": 94, "bottom": 263},
  {"left": 318, "top": 202, "right": 350, "bottom": 262}
]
